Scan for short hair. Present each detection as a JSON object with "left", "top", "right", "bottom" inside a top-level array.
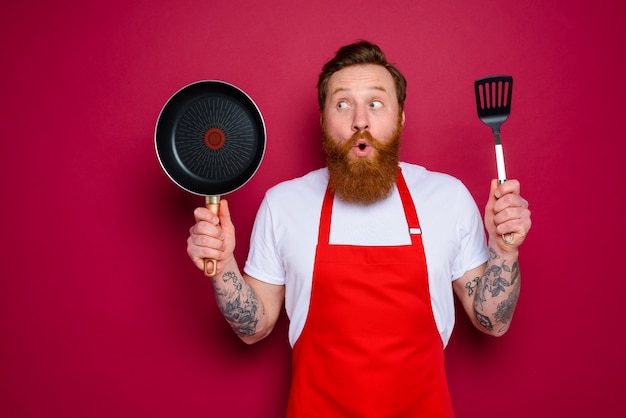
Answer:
[{"left": 317, "top": 40, "right": 407, "bottom": 111}]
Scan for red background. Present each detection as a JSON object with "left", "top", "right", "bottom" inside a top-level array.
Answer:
[{"left": 2, "top": 0, "right": 625, "bottom": 416}]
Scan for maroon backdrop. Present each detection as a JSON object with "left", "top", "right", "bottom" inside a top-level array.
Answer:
[{"left": 2, "top": 0, "right": 624, "bottom": 417}]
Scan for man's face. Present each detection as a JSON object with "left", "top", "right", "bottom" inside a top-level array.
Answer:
[
  {"left": 322, "top": 64, "right": 405, "bottom": 160},
  {"left": 321, "top": 64, "right": 406, "bottom": 204}
]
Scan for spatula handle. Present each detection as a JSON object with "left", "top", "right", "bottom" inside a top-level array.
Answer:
[
  {"left": 493, "top": 143, "right": 513, "bottom": 243},
  {"left": 494, "top": 136, "right": 507, "bottom": 184},
  {"left": 204, "top": 195, "right": 221, "bottom": 277}
]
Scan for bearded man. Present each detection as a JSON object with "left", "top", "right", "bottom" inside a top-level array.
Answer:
[{"left": 187, "top": 40, "right": 531, "bottom": 417}]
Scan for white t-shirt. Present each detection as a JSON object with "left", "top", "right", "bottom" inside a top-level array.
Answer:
[{"left": 244, "top": 162, "right": 489, "bottom": 348}]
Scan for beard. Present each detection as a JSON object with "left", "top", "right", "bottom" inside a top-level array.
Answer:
[{"left": 322, "top": 115, "right": 403, "bottom": 205}]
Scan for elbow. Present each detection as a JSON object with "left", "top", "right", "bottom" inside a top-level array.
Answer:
[
  {"left": 472, "top": 309, "right": 514, "bottom": 337},
  {"left": 239, "top": 333, "right": 267, "bottom": 345},
  {"left": 237, "top": 325, "right": 274, "bottom": 345},
  {"left": 476, "top": 320, "right": 513, "bottom": 337},
  {"left": 485, "top": 327, "right": 509, "bottom": 338}
]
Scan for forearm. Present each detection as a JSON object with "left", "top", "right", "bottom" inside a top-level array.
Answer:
[
  {"left": 210, "top": 258, "right": 268, "bottom": 344},
  {"left": 472, "top": 245, "right": 521, "bottom": 336}
]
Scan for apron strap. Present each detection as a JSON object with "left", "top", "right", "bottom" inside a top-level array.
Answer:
[
  {"left": 319, "top": 167, "right": 423, "bottom": 246},
  {"left": 318, "top": 186, "right": 335, "bottom": 246},
  {"left": 395, "top": 167, "right": 422, "bottom": 234}
]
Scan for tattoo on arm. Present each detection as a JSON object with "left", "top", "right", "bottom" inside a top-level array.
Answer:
[
  {"left": 465, "top": 277, "right": 479, "bottom": 297},
  {"left": 212, "top": 271, "right": 262, "bottom": 337},
  {"left": 474, "top": 310, "right": 493, "bottom": 331},
  {"left": 472, "top": 247, "right": 521, "bottom": 332},
  {"left": 494, "top": 285, "right": 520, "bottom": 325}
]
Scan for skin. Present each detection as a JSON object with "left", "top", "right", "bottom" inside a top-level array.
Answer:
[
  {"left": 187, "top": 64, "right": 531, "bottom": 343},
  {"left": 322, "top": 64, "right": 405, "bottom": 160}
]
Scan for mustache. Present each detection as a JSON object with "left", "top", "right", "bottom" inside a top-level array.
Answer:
[
  {"left": 349, "top": 130, "right": 379, "bottom": 146},
  {"left": 340, "top": 130, "right": 385, "bottom": 155}
]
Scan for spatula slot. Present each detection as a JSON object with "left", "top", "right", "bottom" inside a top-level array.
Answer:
[
  {"left": 477, "top": 80, "right": 511, "bottom": 110},
  {"left": 474, "top": 75, "right": 513, "bottom": 118}
]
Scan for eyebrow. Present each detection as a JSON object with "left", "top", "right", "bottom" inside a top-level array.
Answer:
[{"left": 331, "top": 85, "right": 388, "bottom": 95}]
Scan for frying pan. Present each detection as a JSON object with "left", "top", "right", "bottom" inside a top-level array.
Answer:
[{"left": 155, "top": 80, "right": 266, "bottom": 277}]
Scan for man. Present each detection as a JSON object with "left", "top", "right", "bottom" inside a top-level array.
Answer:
[{"left": 187, "top": 41, "right": 531, "bottom": 417}]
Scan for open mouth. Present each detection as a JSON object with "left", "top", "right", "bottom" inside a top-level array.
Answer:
[{"left": 353, "top": 139, "right": 372, "bottom": 157}]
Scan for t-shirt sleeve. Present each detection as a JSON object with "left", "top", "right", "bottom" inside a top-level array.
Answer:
[
  {"left": 243, "top": 195, "right": 286, "bottom": 285},
  {"left": 451, "top": 182, "right": 489, "bottom": 280}
]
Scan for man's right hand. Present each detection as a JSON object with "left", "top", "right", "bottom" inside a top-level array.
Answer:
[{"left": 187, "top": 199, "right": 237, "bottom": 275}]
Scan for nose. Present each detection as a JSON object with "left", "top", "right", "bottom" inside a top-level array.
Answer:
[{"left": 352, "top": 105, "right": 369, "bottom": 132}]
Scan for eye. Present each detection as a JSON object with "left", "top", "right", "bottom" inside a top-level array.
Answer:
[
  {"left": 337, "top": 101, "right": 349, "bottom": 109},
  {"left": 369, "top": 100, "right": 383, "bottom": 109}
]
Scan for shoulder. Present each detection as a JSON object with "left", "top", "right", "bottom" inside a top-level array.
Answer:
[
  {"left": 399, "top": 162, "right": 478, "bottom": 218},
  {"left": 256, "top": 168, "right": 328, "bottom": 224},
  {"left": 399, "top": 162, "right": 465, "bottom": 192},
  {"left": 265, "top": 168, "right": 328, "bottom": 201}
]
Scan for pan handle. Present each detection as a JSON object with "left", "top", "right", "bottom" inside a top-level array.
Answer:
[{"left": 204, "top": 195, "right": 221, "bottom": 277}]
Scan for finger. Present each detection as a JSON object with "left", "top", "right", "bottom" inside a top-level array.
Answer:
[
  {"left": 489, "top": 178, "right": 499, "bottom": 199},
  {"left": 495, "top": 178, "right": 520, "bottom": 199},
  {"left": 189, "top": 229, "right": 225, "bottom": 248},
  {"left": 493, "top": 193, "right": 517, "bottom": 212},
  {"left": 187, "top": 235, "right": 226, "bottom": 267},
  {"left": 194, "top": 206, "right": 219, "bottom": 225},
  {"left": 187, "top": 237, "right": 209, "bottom": 271},
  {"left": 495, "top": 208, "right": 531, "bottom": 237},
  {"left": 485, "top": 179, "right": 499, "bottom": 212},
  {"left": 189, "top": 219, "right": 224, "bottom": 239},
  {"left": 493, "top": 193, "right": 529, "bottom": 215},
  {"left": 219, "top": 199, "right": 232, "bottom": 226}
]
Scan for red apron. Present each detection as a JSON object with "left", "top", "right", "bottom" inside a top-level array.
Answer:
[{"left": 286, "top": 169, "right": 454, "bottom": 417}]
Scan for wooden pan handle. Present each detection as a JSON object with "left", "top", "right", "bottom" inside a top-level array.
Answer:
[{"left": 204, "top": 195, "right": 221, "bottom": 277}]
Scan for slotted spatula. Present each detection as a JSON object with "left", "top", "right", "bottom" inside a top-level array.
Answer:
[{"left": 474, "top": 75, "right": 513, "bottom": 184}]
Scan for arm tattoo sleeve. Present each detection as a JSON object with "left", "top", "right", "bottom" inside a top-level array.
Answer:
[
  {"left": 212, "top": 271, "right": 261, "bottom": 337},
  {"left": 473, "top": 248, "right": 520, "bottom": 333}
]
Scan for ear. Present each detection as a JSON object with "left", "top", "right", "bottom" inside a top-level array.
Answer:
[{"left": 401, "top": 111, "right": 406, "bottom": 127}]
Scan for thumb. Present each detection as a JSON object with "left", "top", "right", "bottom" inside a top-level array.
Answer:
[
  {"left": 484, "top": 179, "right": 499, "bottom": 235},
  {"left": 217, "top": 200, "right": 237, "bottom": 249},
  {"left": 486, "top": 179, "right": 499, "bottom": 210},
  {"left": 218, "top": 199, "right": 234, "bottom": 229}
]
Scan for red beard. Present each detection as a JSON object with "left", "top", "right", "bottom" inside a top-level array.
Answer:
[{"left": 322, "top": 116, "right": 403, "bottom": 205}]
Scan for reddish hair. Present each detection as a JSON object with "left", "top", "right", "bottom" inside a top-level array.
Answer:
[{"left": 317, "top": 40, "right": 407, "bottom": 111}]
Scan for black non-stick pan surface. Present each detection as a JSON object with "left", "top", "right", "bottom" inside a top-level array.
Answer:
[{"left": 155, "top": 80, "right": 266, "bottom": 197}]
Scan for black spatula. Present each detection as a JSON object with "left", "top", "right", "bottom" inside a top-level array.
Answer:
[{"left": 474, "top": 75, "right": 513, "bottom": 184}]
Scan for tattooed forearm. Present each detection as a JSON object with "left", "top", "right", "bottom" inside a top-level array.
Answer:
[
  {"left": 494, "top": 284, "right": 520, "bottom": 325},
  {"left": 212, "top": 271, "right": 262, "bottom": 337},
  {"left": 472, "top": 247, "right": 521, "bottom": 333},
  {"left": 475, "top": 250, "right": 519, "bottom": 310}
]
